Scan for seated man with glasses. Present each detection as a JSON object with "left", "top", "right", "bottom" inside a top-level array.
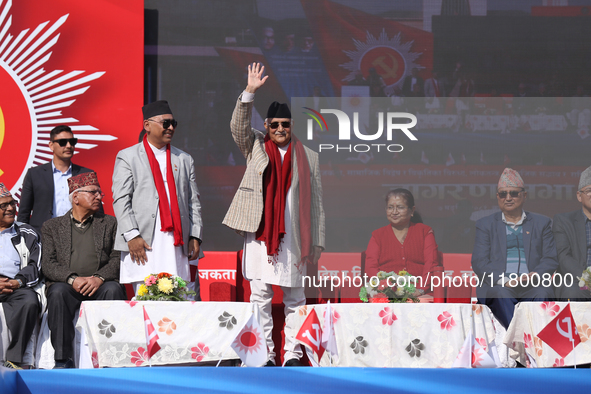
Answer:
[
  {"left": 472, "top": 168, "right": 558, "bottom": 328},
  {"left": 42, "top": 172, "right": 126, "bottom": 368},
  {"left": 0, "top": 183, "right": 41, "bottom": 369},
  {"left": 553, "top": 166, "right": 591, "bottom": 301},
  {"left": 18, "top": 125, "right": 103, "bottom": 235}
]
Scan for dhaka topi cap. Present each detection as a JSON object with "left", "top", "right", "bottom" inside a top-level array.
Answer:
[
  {"left": 498, "top": 168, "right": 524, "bottom": 189},
  {"left": 266, "top": 101, "right": 291, "bottom": 119},
  {"left": 68, "top": 172, "right": 100, "bottom": 194},
  {"left": 142, "top": 100, "right": 173, "bottom": 120},
  {"left": 579, "top": 166, "right": 591, "bottom": 190},
  {"left": 0, "top": 183, "right": 11, "bottom": 198}
]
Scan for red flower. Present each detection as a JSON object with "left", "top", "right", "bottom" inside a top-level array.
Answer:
[
  {"left": 91, "top": 351, "right": 99, "bottom": 369},
  {"left": 191, "top": 343, "right": 210, "bottom": 362},
  {"left": 523, "top": 333, "right": 533, "bottom": 349},
  {"left": 377, "top": 279, "right": 390, "bottom": 292},
  {"left": 369, "top": 293, "right": 389, "bottom": 303},
  {"left": 553, "top": 357, "right": 565, "bottom": 367},
  {"left": 437, "top": 311, "right": 456, "bottom": 331},
  {"left": 157, "top": 272, "right": 172, "bottom": 279},
  {"left": 130, "top": 347, "right": 148, "bottom": 366},
  {"left": 540, "top": 302, "right": 560, "bottom": 317},
  {"left": 379, "top": 307, "right": 397, "bottom": 325}
]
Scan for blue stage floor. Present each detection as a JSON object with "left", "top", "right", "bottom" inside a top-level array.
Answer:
[{"left": 2, "top": 366, "right": 590, "bottom": 394}]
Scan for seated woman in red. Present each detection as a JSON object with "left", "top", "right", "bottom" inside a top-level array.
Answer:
[{"left": 365, "top": 188, "right": 440, "bottom": 296}]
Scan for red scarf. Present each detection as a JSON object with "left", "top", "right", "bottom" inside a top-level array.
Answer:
[
  {"left": 256, "top": 135, "right": 312, "bottom": 266},
  {"left": 143, "top": 136, "right": 183, "bottom": 246}
]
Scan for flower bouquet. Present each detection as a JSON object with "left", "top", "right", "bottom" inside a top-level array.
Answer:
[
  {"left": 578, "top": 267, "right": 591, "bottom": 291},
  {"left": 359, "top": 270, "right": 419, "bottom": 303},
  {"left": 135, "top": 272, "right": 196, "bottom": 301}
]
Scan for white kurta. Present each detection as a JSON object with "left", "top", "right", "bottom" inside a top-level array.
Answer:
[
  {"left": 242, "top": 144, "right": 306, "bottom": 288},
  {"left": 120, "top": 143, "right": 190, "bottom": 283}
]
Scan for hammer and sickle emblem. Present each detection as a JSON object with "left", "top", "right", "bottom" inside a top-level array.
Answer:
[{"left": 372, "top": 53, "right": 399, "bottom": 81}]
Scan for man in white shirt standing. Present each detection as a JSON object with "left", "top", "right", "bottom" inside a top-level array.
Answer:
[{"left": 112, "top": 101, "right": 203, "bottom": 298}]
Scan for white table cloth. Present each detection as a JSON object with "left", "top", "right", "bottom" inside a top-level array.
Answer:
[
  {"left": 504, "top": 301, "right": 591, "bottom": 367},
  {"left": 293, "top": 303, "right": 498, "bottom": 368},
  {"left": 76, "top": 301, "right": 259, "bottom": 368}
]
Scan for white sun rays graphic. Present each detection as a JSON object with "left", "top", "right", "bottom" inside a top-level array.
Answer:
[
  {"left": 340, "top": 29, "right": 423, "bottom": 95},
  {"left": 0, "top": 1, "right": 116, "bottom": 196},
  {"left": 232, "top": 324, "right": 265, "bottom": 354}
]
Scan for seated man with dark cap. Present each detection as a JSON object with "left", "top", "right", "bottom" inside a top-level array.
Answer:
[
  {"left": 112, "top": 100, "right": 203, "bottom": 298},
  {"left": 0, "top": 183, "right": 41, "bottom": 369},
  {"left": 42, "top": 172, "right": 126, "bottom": 368},
  {"left": 553, "top": 165, "right": 591, "bottom": 301},
  {"left": 223, "top": 63, "right": 325, "bottom": 366},
  {"left": 472, "top": 168, "right": 558, "bottom": 329}
]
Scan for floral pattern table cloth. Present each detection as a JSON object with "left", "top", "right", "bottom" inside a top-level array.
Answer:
[
  {"left": 293, "top": 303, "right": 497, "bottom": 368},
  {"left": 504, "top": 301, "right": 591, "bottom": 368},
  {"left": 76, "top": 301, "right": 259, "bottom": 368}
]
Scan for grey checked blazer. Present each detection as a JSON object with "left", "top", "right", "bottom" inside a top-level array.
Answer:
[
  {"left": 111, "top": 142, "right": 203, "bottom": 256},
  {"left": 553, "top": 210, "right": 589, "bottom": 297},
  {"left": 41, "top": 212, "right": 121, "bottom": 289},
  {"left": 222, "top": 96, "right": 325, "bottom": 257}
]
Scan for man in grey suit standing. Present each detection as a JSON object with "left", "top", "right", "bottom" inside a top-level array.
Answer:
[
  {"left": 112, "top": 101, "right": 202, "bottom": 298},
  {"left": 223, "top": 63, "right": 325, "bottom": 366},
  {"left": 553, "top": 166, "right": 591, "bottom": 300}
]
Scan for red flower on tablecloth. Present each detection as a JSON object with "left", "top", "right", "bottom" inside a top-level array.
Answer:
[
  {"left": 534, "top": 337, "right": 543, "bottom": 357},
  {"left": 540, "top": 301, "right": 560, "bottom": 317},
  {"left": 553, "top": 357, "right": 565, "bottom": 367},
  {"left": 130, "top": 347, "right": 148, "bottom": 366},
  {"left": 126, "top": 301, "right": 138, "bottom": 307},
  {"left": 577, "top": 324, "right": 591, "bottom": 343},
  {"left": 369, "top": 293, "right": 389, "bottom": 303},
  {"left": 524, "top": 333, "right": 533, "bottom": 349},
  {"left": 158, "top": 317, "right": 177, "bottom": 335},
  {"left": 191, "top": 343, "right": 210, "bottom": 362},
  {"left": 437, "top": 311, "right": 456, "bottom": 331},
  {"left": 475, "top": 338, "right": 488, "bottom": 352},
  {"left": 323, "top": 308, "right": 341, "bottom": 324},
  {"left": 299, "top": 306, "right": 308, "bottom": 316},
  {"left": 91, "top": 351, "right": 99, "bottom": 369},
  {"left": 379, "top": 307, "right": 397, "bottom": 326},
  {"left": 472, "top": 305, "right": 482, "bottom": 315}
]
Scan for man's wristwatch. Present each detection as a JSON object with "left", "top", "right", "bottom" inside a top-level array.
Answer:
[
  {"left": 67, "top": 275, "right": 78, "bottom": 286},
  {"left": 15, "top": 279, "right": 23, "bottom": 289},
  {"left": 93, "top": 274, "right": 105, "bottom": 282}
]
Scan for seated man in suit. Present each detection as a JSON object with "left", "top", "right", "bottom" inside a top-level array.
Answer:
[
  {"left": 42, "top": 172, "right": 126, "bottom": 369},
  {"left": 472, "top": 168, "right": 558, "bottom": 328},
  {"left": 553, "top": 165, "right": 591, "bottom": 300},
  {"left": 0, "top": 183, "right": 41, "bottom": 369},
  {"left": 18, "top": 125, "right": 102, "bottom": 234}
]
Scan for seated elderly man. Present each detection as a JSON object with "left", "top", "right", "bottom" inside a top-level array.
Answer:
[
  {"left": 42, "top": 172, "right": 126, "bottom": 369},
  {"left": 553, "top": 165, "right": 591, "bottom": 300},
  {"left": 0, "top": 183, "right": 41, "bottom": 369},
  {"left": 472, "top": 168, "right": 558, "bottom": 328}
]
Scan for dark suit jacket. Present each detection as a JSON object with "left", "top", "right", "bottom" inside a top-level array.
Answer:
[
  {"left": 17, "top": 162, "right": 102, "bottom": 234},
  {"left": 553, "top": 210, "right": 589, "bottom": 297},
  {"left": 471, "top": 211, "right": 558, "bottom": 299},
  {"left": 41, "top": 211, "right": 121, "bottom": 289}
]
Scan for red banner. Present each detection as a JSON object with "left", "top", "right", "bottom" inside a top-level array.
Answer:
[
  {"left": 0, "top": 0, "right": 143, "bottom": 214},
  {"left": 301, "top": 0, "right": 433, "bottom": 94}
]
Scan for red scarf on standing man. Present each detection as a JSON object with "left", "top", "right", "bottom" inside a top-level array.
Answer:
[{"left": 143, "top": 135, "right": 183, "bottom": 246}]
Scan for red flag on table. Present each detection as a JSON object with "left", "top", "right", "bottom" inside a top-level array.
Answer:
[
  {"left": 301, "top": 0, "right": 433, "bottom": 95},
  {"left": 143, "top": 306, "right": 161, "bottom": 359},
  {"left": 537, "top": 303, "right": 581, "bottom": 359},
  {"left": 296, "top": 308, "right": 325, "bottom": 360},
  {"left": 231, "top": 314, "right": 268, "bottom": 367}
]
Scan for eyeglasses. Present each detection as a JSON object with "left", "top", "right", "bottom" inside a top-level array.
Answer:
[
  {"left": 0, "top": 200, "right": 17, "bottom": 210},
  {"left": 268, "top": 121, "right": 291, "bottom": 129},
  {"left": 497, "top": 190, "right": 522, "bottom": 199},
  {"left": 579, "top": 188, "right": 591, "bottom": 197},
  {"left": 52, "top": 138, "right": 78, "bottom": 147},
  {"left": 148, "top": 118, "right": 178, "bottom": 129},
  {"left": 77, "top": 190, "right": 105, "bottom": 197},
  {"left": 387, "top": 205, "right": 408, "bottom": 212}
]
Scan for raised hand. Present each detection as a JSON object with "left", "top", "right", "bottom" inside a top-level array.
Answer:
[{"left": 245, "top": 62, "right": 269, "bottom": 94}]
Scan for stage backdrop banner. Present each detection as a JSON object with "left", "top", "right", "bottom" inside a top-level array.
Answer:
[{"left": 0, "top": 0, "right": 143, "bottom": 214}]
